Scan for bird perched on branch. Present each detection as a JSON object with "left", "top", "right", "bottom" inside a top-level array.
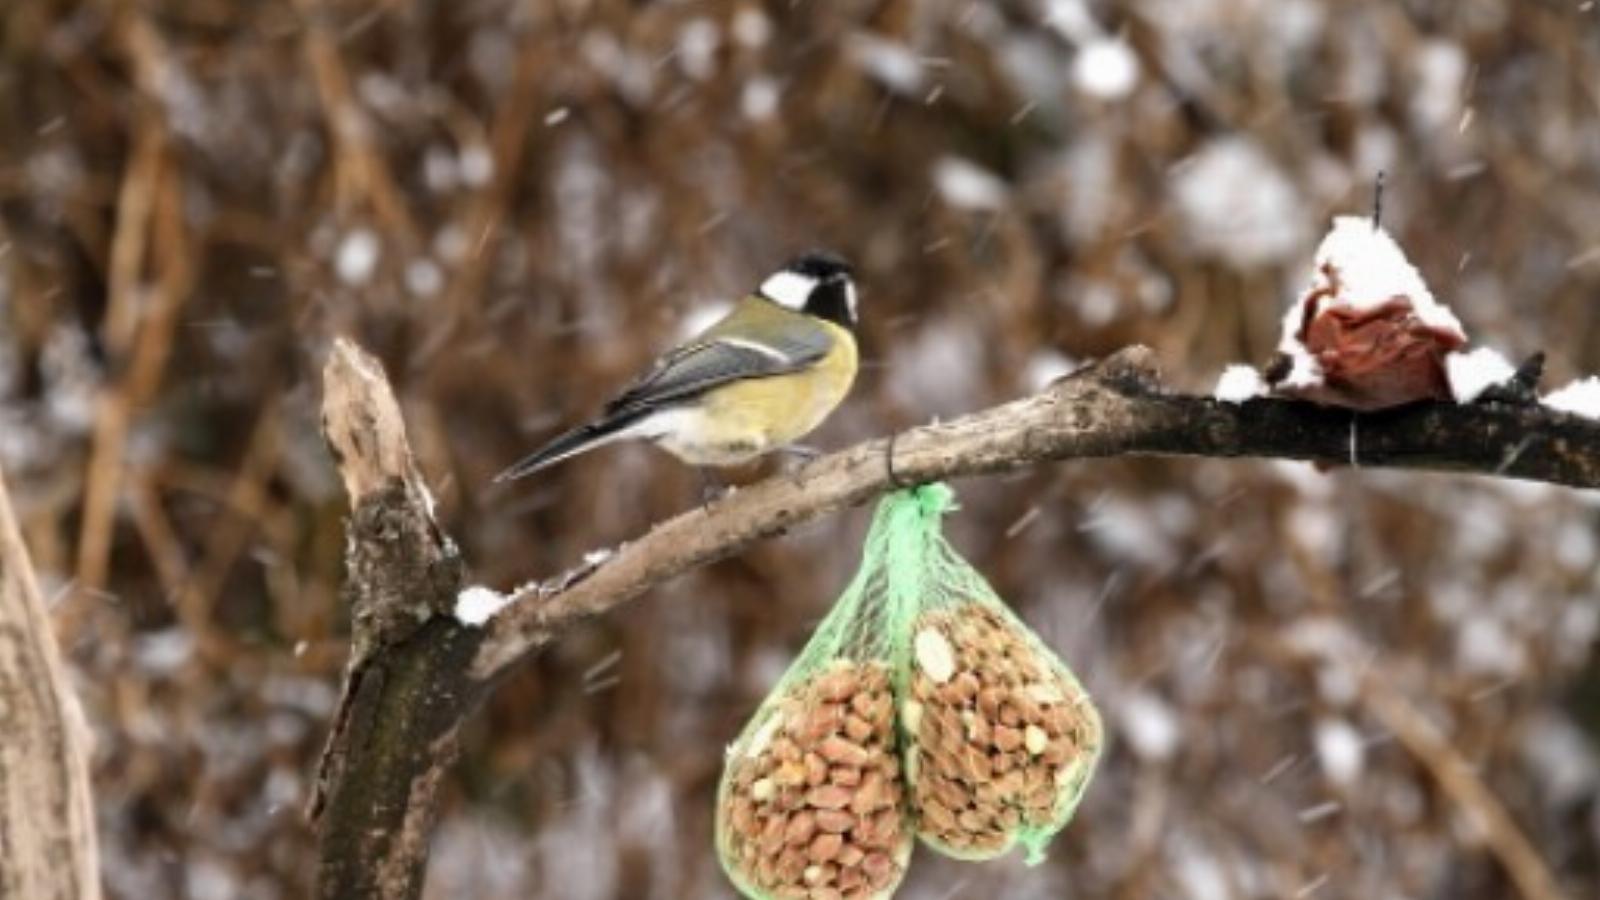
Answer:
[{"left": 494, "top": 252, "right": 860, "bottom": 482}]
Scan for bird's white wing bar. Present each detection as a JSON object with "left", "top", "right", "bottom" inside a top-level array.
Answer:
[{"left": 713, "top": 336, "right": 795, "bottom": 364}]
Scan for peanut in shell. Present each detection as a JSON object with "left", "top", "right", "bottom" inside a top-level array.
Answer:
[
  {"left": 719, "top": 661, "right": 913, "bottom": 899},
  {"left": 901, "top": 606, "right": 1101, "bottom": 860}
]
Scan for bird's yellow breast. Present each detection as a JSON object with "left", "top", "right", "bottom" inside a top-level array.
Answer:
[{"left": 666, "top": 323, "right": 858, "bottom": 465}]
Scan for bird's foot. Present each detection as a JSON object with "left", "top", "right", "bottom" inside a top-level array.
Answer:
[
  {"left": 777, "top": 445, "right": 824, "bottom": 486},
  {"left": 697, "top": 469, "right": 732, "bottom": 505}
]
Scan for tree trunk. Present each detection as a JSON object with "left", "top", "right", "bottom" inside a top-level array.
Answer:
[
  {"left": 311, "top": 340, "right": 487, "bottom": 899},
  {"left": 0, "top": 464, "right": 102, "bottom": 900}
]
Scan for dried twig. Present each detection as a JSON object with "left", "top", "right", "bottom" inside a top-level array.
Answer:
[
  {"left": 1360, "top": 672, "right": 1567, "bottom": 900},
  {"left": 292, "top": 0, "right": 418, "bottom": 245},
  {"left": 1272, "top": 629, "right": 1569, "bottom": 900},
  {"left": 75, "top": 12, "right": 196, "bottom": 603},
  {"left": 73, "top": 121, "right": 164, "bottom": 597},
  {"left": 175, "top": 403, "right": 282, "bottom": 662},
  {"left": 126, "top": 470, "right": 190, "bottom": 600}
]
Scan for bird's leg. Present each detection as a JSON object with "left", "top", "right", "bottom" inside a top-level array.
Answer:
[
  {"left": 776, "top": 444, "right": 824, "bottom": 487},
  {"left": 697, "top": 467, "right": 730, "bottom": 505},
  {"left": 780, "top": 444, "right": 823, "bottom": 461}
]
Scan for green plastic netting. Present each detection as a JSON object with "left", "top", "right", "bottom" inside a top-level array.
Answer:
[
  {"left": 715, "top": 485, "right": 1103, "bottom": 899},
  {"left": 884, "top": 484, "right": 1102, "bottom": 864}
]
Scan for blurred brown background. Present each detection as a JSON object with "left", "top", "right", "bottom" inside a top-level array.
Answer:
[{"left": 3, "top": 0, "right": 1600, "bottom": 897}]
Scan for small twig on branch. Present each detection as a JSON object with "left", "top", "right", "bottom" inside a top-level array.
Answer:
[
  {"left": 1363, "top": 670, "right": 1567, "bottom": 900},
  {"left": 74, "top": 110, "right": 186, "bottom": 600},
  {"left": 1271, "top": 627, "right": 1569, "bottom": 900},
  {"left": 292, "top": 0, "right": 419, "bottom": 244}
]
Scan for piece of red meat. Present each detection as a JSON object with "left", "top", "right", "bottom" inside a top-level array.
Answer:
[{"left": 1270, "top": 263, "right": 1466, "bottom": 411}]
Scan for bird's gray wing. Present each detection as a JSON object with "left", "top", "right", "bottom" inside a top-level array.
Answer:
[{"left": 603, "top": 331, "right": 832, "bottom": 416}]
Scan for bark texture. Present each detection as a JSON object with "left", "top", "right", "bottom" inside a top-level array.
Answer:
[
  {"left": 311, "top": 340, "right": 483, "bottom": 900},
  {"left": 0, "top": 464, "right": 102, "bottom": 900}
]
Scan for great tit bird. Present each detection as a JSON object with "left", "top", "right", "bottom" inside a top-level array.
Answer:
[{"left": 493, "top": 252, "right": 859, "bottom": 482}]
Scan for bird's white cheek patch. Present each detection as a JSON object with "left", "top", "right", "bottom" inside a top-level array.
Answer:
[{"left": 760, "top": 271, "right": 817, "bottom": 310}]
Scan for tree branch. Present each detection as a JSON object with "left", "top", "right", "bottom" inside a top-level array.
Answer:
[
  {"left": 313, "top": 340, "right": 1600, "bottom": 898},
  {"left": 471, "top": 346, "right": 1600, "bottom": 679},
  {"left": 311, "top": 339, "right": 481, "bottom": 900}
]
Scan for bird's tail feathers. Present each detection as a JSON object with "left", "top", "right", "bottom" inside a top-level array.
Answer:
[{"left": 492, "top": 408, "right": 650, "bottom": 483}]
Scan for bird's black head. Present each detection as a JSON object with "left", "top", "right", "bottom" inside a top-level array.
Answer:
[{"left": 758, "top": 251, "right": 858, "bottom": 329}]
